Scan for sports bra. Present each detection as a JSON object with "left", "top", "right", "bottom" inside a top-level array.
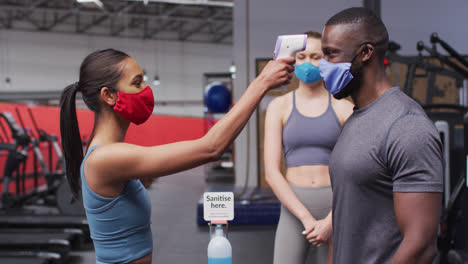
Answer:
[
  {"left": 282, "top": 91, "right": 341, "bottom": 168},
  {"left": 81, "top": 145, "right": 152, "bottom": 264}
]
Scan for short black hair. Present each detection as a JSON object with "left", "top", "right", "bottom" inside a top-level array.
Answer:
[{"left": 326, "top": 7, "right": 388, "bottom": 58}]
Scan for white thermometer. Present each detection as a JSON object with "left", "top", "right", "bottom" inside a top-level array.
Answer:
[{"left": 273, "top": 34, "right": 307, "bottom": 60}]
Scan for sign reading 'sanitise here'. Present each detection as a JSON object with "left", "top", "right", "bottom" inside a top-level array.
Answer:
[{"left": 203, "top": 192, "right": 234, "bottom": 221}]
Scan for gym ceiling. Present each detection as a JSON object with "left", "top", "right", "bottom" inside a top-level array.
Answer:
[{"left": 0, "top": 0, "right": 233, "bottom": 44}]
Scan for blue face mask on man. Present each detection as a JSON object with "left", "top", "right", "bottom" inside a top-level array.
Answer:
[
  {"left": 318, "top": 59, "right": 354, "bottom": 95},
  {"left": 294, "top": 62, "right": 322, "bottom": 84},
  {"left": 319, "top": 44, "right": 367, "bottom": 97}
]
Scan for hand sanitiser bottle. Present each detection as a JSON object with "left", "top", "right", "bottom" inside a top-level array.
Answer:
[{"left": 208, "top": 224, "right": 232, "bottom": 264}]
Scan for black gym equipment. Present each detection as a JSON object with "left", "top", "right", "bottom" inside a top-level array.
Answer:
[
  {"left": 431, "top": 33, "right": 468, "bottom": 69},
  {"left": 418, "top": 33, "right": 468, "bottom": 106},
  {"left": 0, "top": 109, "right": 85, "bottom": 215},
  {"left": 0, "top": 112, "right": 31, "bottom": 209},
  {"left": 0, "top": 109, "right": 90, "bottom": 264},
  {"left": 434, "top": 110, "right": 468, "bottom": 264},
  {"left": 412, "top": 33, "right": 468, "bottom": 264},
  {"left": 0, "top": 232, "right": 72, "bottom": 259},
  {"left": 386, "top": 41, "right": 465, "bottom": 105},
  {"left": 24, "top": 108, "right": 84, "bottom": 216},
  {"left": 0, "top": 227, "right": 85, "bottom": 249},
  {"left": 388, "top": 33, "right": 468, "bottom": 264},
  {"left": 0, "top": 250, "right": 62, "bottom": 264},
  {"left": 0, "top": 213, "right": 89, "bottom": 235}
]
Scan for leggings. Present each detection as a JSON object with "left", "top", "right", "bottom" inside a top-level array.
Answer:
[{"left": 273, "top": 184, "right": 332, "bottom": 264}]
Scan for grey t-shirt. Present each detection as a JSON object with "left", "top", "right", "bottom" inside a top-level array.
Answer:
[{"left": 329, "top": 87, "right": 443, "bottom": 264}]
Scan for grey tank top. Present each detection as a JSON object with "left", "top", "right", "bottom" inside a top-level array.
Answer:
[{"left": 282, "top": 91, "right": 341, "bottom": 168}]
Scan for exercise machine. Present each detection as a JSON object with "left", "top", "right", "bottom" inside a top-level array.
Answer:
[
  {"left": 0, "top": 110, "right": 89, "bottom": 264},
  {"left": 0, "top": 108, "right": 84, "bottom": 215},
  {"left": 415, "top": 33, "right": 468, "bottom": 264}
]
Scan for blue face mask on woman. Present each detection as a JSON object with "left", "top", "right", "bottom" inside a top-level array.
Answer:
[{"left": 294, "top": 62, "right": 322, "bottom": 84}]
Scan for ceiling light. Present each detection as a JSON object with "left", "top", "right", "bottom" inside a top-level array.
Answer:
[
  {"left": 229, "top": 64, "right": 236, "bottom": 74},
  {"left": 76, "top": 0, "right": 104, "bottom": 9},
  {"left": 153, "top": 76, "right": 161, "bottom": 86}
]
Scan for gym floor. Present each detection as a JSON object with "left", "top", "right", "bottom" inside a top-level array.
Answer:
[{"left": 71, "top": 166, "right": 277, "bottom": 264}]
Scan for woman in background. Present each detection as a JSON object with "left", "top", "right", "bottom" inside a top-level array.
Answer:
[{"left": 264, "top": 31, "right": 353, "bottom": 264}]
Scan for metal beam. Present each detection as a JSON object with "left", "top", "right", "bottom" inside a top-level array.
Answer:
[
  {"left": 0, "top": 4, "right": 231, "bottom": 25},
  {"left": 77, "top": 13, "right": 109, "bottom": 33},
  {"left": 179, "top": 21, "right": 210, "bottom": 40},
  {"left": 111, "top": 18, "right": 139, "bottom": 36},
  {"left": 0, "top": 12, "right": 8, "bottom": 28},
  {"left": 0, "top": 27, "right": 232, "bottom": 45},
  {"left": 116, "top": 2, "right": 139, "bottom": 16},
  {"left": 23, "top": 14, "right": 42, "bottom": 30},
  {"left": 179, "top": 8, "right": 224, "bottom": 40},
  {"left": 161, "top": 4, "right": 182, "bottom": 17},
  {"left": 13, "top": 0, "right": 48, "bottom": 21},
  {"left": 0, "top": 2, "right": 232, "bottom": 44},
  {"left": 78, "top": 3, "right": 137, "bottom": 33},
  {"left": 46, "top": 7, "right": 80, "bottom": 30},
  {"left": 143, "top": 5, "right": 184, "bottom": 38},
  {"left": 213, "top": 28, "right": 232, "bottom": 43},
  {"left": 144, "top": 19, "right": 171, "bottom": 38},
  {"left": 77, "top": 3, "right": 135, "bottom": 33},
  {"left": 5, "top": 10, "right": 12, "bottom": 28},
  {"left": 8, "top": 0, "right": 49, "bottom": 30},
  {"left": 212, "top": 21, "right": 228, "bottom": 34}
]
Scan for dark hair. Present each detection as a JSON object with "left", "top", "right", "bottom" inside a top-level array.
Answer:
[
  {"left": 326, "top": 7, "right": 389, "bottom": 60},
  {"left": 60, "top": 49, "right": 129, "bottom": 199},
  {"left": 304, "top": 31, "right": 322, "bottom": 39}
]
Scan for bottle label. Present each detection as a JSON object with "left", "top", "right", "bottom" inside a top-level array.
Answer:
[{"left": 208, "top": 257, "right": 232, "bottom": 264}]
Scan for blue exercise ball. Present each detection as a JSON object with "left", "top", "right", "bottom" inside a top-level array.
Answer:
[{"left": 204, "top": 83, "right": 231, "bottom": 113}]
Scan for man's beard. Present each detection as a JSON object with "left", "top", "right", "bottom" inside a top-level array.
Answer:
[{"left": 333, "top": 65, "right": 362, "bottom": 100}]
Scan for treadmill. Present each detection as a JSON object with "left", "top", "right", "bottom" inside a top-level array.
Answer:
[
  {"left": 0, "top": 232, "right": 71, "bottom": 258},
  {"left": 0, "top": 227, "right": 85, "bottom": 249},
  {"left": 0, "top": 250, "right": 61, "bottom": 264},
  {"left": 0, "top": 111, "right": 90, "bottom": 263},
  {"left": 0, "top": 111, "right": 89, "bottom": 238}
]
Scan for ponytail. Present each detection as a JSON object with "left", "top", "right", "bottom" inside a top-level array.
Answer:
[
  {"left": 60, "top": 83, "right": 83, "bottom": 200},
  {"left": 59, "top": 49, "right": 130, "bottom": 199}
]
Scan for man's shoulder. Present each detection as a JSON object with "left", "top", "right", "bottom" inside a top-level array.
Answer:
[
  {"left": 386, "top": 87, "right": 424, "bottom": 113},
  {"left": 376, "top": 88, "right": 427, "bottom": 125}
]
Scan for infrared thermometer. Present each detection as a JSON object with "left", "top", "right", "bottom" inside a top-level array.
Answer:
[{"left": 273, "top": 34, "right": 307, "bottom": 60}]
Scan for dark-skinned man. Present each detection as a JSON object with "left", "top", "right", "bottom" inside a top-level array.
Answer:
[{"left": 317, "top": 7, "right": 443, "bottom": 264}]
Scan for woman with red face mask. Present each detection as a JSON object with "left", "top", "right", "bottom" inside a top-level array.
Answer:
[{"left": 59, "top": 49, "right": 294, "bottom": 264}]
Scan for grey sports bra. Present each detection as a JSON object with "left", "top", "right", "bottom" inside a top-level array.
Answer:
[{"left": 282, "top": 91, "right": 341, "bottom": 168}]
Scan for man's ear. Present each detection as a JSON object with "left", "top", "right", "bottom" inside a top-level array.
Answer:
[
  {"left": 101, "top": 87, "right": 118, "bottom": 106},
  {"left": 361, "top": 43, "right": 375, "bottom": 62}
]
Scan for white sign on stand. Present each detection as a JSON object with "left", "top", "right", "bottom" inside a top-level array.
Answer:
[{"left": 203, "top": 192, "right": 234, "bottom": 221}]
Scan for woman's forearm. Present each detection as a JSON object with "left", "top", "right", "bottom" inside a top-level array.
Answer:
[
  {"left": 266, "top": 170, "right": 315, "bottom": 223},
  {"left": 202, "top": 78, "right": 269, "bottom": 159},
  {"left": 201, "top": 58, "right": 294, "bottom": 160}
]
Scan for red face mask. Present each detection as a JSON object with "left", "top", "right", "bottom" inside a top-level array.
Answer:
[{"left": 113, "top": 86, "right": 155, "bottom": 125}]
